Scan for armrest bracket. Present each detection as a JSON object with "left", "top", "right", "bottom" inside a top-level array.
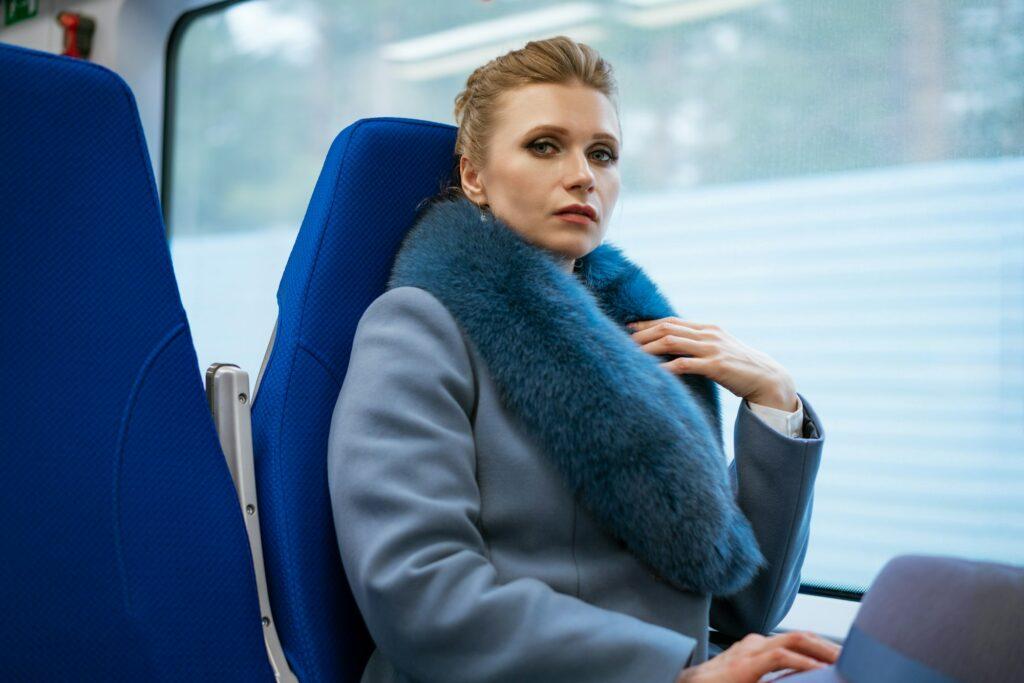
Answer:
[{"left": 206, "top": 363, "right": 298, "bottom": 683}]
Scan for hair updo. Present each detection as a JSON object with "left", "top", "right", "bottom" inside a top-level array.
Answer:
[{"left": 423, "top": 35, "right": 620, "bottom": 208}]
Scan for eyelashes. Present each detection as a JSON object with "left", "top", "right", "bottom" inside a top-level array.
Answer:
[{"left": 528, "top": 140, "right": 619, "bottom": 163}]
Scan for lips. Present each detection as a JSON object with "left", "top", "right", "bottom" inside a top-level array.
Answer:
[{"left": 555, "top": 204, "right": 598, "bottom": 221}]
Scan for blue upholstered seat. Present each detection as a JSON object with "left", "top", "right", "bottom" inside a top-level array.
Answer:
[
  {"left": 0, "top": 41, "right": 274, "bottom": 681},
  {"left": 251, "top": 117, "right": 458, "bottom": 681}
]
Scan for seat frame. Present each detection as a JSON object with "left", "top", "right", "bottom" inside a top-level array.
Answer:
[{"left": 207, "top": 357, "right": 297, "bottom": 683}]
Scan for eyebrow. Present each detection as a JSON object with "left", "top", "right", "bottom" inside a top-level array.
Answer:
[{"left": 522, "top": 124, "right": 619, "bottom": 146}]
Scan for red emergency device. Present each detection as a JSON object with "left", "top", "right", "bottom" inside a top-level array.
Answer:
[{"left": 57, "top": 12, "right": 95, "bottom": 60}]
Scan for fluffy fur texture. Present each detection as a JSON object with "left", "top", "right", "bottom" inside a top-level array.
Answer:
[{"left": 387, "top": 196, "right": 766, "bottom": 596}]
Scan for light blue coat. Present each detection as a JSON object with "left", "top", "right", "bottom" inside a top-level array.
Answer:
[{"left": 328, "top": 285, "right": 825, "bottom": 683}]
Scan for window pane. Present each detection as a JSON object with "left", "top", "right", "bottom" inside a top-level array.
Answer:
[{"left": 168, "top": 0, "right": 1024, "bottom": 592}]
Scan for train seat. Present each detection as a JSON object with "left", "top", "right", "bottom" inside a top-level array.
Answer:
[
  {"left": 0, "top": 41, "right": 275, "bottom": 680},
  {"left": 250, "top": 117, "right": 458, "bottom": 681}
]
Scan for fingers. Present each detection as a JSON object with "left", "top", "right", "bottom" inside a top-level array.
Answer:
[
  {"left": 763, "top": 631, "right": 841, "bottom": 665},
  {"left": 745, "top": 647, "right": 827, "bottom": 678},
  {"left": 737, "top": 634, "right": 839, "bottom": 679},
  {"left": 628, "top": 320, "right": 707, "bottom": 343},
  {"left": 694, "top": 633, "right": 839, "bottom": 683},
  {"left": 660, "top": 356, "right": 715, "bottom": 377},
  {"left": 641, "top": 335, "right": 712, "bottom": 357},
  {"left": 725, "top": 632, "right": 839, "bottom": 682},
  {"left": 628, "top": 317, "right": 706, "bottom": 333}
]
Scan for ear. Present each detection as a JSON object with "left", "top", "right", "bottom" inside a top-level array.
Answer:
[{"left": 459, "top": 155, "right": 488, "bottom": 206}]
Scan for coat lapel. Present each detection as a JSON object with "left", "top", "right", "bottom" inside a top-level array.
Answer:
[{"left": 387, "top": 196, "right": 766, "bottom": 596}]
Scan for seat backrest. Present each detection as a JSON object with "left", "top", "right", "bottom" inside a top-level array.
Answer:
[
  {"left": 0, "top": 42, "right": 273, "bottom": 681},
  {"left": 251, "top": 117, "right": 458, "bottom": 681}
]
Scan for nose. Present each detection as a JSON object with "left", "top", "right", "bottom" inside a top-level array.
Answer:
[{"left": 563, "top": 149, "right": 596, "bottom": 193}]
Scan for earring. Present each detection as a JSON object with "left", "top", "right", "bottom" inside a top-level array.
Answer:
[{"left": 479, "top": 203, "right": 491, "bottom": 222}]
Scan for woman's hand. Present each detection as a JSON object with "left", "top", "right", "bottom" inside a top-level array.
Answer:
[
  {"left": 626, "top": 317, "right": 798, "bottom": 412},
  {"left": 676, "top": 631, "right": 841, "bottom": 682}
]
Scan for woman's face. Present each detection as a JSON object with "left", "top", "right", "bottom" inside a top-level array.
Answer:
[{"left": 460, "top": 81, "right": 622, "bottom": 272}]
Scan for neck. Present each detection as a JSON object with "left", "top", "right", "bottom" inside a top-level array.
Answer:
[{"left": 555, "top": 255, "right": 576, "bottom": 275}]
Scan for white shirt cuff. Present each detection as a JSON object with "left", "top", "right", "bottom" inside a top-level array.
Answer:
[{"left": 746, "top": 394, "right": 804, "bottom": 438}]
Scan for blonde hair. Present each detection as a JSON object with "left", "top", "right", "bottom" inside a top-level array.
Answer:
[{"left": 427, "top": 35, "right": 620, "bottom": 206}]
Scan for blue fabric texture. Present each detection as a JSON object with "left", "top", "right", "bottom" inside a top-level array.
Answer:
[
  {"left": 251, "top": 118, "right": 461, "bottom": 681},
  {"left": 387, "top": 195, "right": 767, "bottom": 596},
  {"left": 0, "top": 42, "right": 272, "bottom": 679}
]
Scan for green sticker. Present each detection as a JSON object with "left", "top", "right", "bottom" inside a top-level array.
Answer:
[{"left": 4, "top": 0, "right": 39, "bottom": 27}]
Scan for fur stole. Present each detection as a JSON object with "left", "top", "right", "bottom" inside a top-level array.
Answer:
[{"left": 386, "top": 195, "right": 766, "bottom": 596}]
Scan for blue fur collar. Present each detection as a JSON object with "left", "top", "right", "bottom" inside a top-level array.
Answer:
[{"left": 387, "top": 196, "right": 766, "bottom": 596}]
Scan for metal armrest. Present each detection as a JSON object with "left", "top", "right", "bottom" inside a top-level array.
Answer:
[{"left": 206, "top": 363, "right": 298, "bottom": 683}]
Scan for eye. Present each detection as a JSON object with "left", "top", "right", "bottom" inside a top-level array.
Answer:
[
  {"left": 528, "top": 139, "right": 618, "bottom": 163},
  {"left": 529, "top": 140, "right": 557, "bottom": 154}
]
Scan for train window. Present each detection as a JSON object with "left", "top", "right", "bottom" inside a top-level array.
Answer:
[{"left": 166, "top": 0, "right": 1024, "bottom": 595}]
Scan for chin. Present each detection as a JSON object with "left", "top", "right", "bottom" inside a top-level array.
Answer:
[
  {"left": 564, "top": 235, "right": 600, "bottom": 258},
  {"left": 548, "top": 242, "right": 597, "bottom": 262},
  {"left": 533, "top": 228, "right": 599, "bottom": 261}
]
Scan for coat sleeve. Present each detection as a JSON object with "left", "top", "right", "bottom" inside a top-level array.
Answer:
[
  {"left": 328, "top": 286, "right": 697, "bottom": 683},
  {"left": 709, "top": 392, "right": 825, "bottom": 639}
]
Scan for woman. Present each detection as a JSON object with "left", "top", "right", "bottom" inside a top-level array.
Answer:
[{"left": 328, "top": 36, "right": 836, "bottom": 683}]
